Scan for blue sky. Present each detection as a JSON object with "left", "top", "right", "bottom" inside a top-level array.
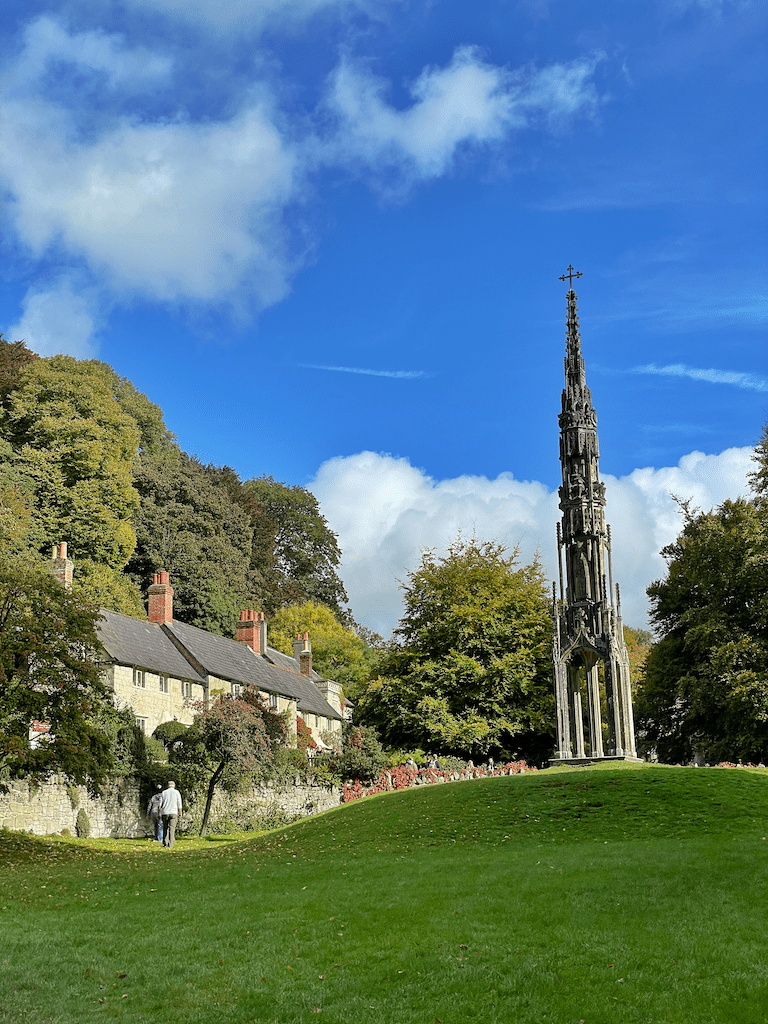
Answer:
[{"left": 1, "top": 0, "right": 765, "bottom": 634}]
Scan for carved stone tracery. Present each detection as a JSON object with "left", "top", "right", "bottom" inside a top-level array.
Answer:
[{"left": 551, "top": 280, "right": 638, "bottom": 763}]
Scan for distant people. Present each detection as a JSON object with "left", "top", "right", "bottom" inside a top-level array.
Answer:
[
  {"left": 159, "top": 781, "right": 183, "bottom": 849},
  {"left": 427, "top": 756, "right": 439, "bottom": 770},
  {"left": 146, "top": 784, "right": 163, "bottom": 843},
  {"left": 405, "top": 757, "right": 417, "bottom": 770}
]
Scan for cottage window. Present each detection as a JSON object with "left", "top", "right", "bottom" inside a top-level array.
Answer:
[
  {"left": 135, "top": 717, "right": 147, "bottom": 733},
  {"left": 269, "top": 693, "right": 278, "bottom": 709},
  {"left": 231, "top": 683, "right": 241, "bottom": 697},
  {"left": 159, "top": 675, "right": 169, "bottom": 694},
  {"left": 133, "top": 668, "right": 145, "bottom": 688},
  {"left": 181, "top": 681, "right": 192, "bottom": 698}
]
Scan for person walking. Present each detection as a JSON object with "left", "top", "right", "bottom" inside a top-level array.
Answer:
[
  {"left": 146, "top": 784, "right": 163, "bottom": 843},
  {"left": 159, "top": 781, "right": 183, "bottom": 849}
]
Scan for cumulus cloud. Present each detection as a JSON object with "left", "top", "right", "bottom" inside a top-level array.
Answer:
[
  {"left": 325, "top": 47, "right": 603, "bottom": 181},
  {"left": 0, "top": 97, "right": 298, "bottom": 306},
  {"left": 0, "top": 19, "right": 604, "bottom": 352},
  {"left": 310, "top": 447, "right": 753, "bottom": 637},
  {"left": 6, "top": 277, "right": 101, "bottom": 358}
]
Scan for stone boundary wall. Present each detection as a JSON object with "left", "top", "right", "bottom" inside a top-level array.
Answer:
[
  {"left": 0, "top": 777, "right": 342, "bottom": 839},
  {"left": 0, "top": 762, "right": 535, "bottom": 837},
  {"left": 0, "top": 777, "right": 145, "bottom": 838}
]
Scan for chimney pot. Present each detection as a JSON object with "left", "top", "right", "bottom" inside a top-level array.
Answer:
[
  {"left": 50, "top": 540, "right": 74, "bottom": 591},
  {"left": 148, "top": 570, "right": 174, "bottom": 624},
  {"left": 237, "top": 609, "right": 266, "bottom": 653}
]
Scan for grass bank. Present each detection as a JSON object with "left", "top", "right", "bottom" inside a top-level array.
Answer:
[{"left": 1, "top": 762, "right": 767, "bottom": 1024}]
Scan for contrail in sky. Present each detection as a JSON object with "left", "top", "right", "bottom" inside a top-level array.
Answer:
[{"left": 301, "top": 364, "right": 427, "bottom": 379}]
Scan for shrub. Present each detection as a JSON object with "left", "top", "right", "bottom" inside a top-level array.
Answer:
[
  {"left": 143, "top": 736, "right": 168, "bottom": 762},
  {"left": 153, "top": 721, "right": 189, "bottom": 750},
  {"left": 75, "top": 809, "right": 90, "bottom": 838},
  {"left": 204, "top": 805, "right": 300, "bottom": 835},
  {"left": 338, "top": 723, "right": 386, "bottom": 783}
]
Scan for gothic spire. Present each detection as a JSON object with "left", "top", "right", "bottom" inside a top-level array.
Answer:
[{"left": 562, "top": 288, "right": 593, "bottom": 422}]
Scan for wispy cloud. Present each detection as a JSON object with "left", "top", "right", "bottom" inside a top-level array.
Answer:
[
  {"left": 301, "top": 363, "right": 428, "bottom": 379},
  {"left": 632, "top": 363, "right": 768, "bottom": 392}
]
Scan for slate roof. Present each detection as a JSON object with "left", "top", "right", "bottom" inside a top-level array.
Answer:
[
  {"left": 164, "top": 619, "right": 341, "bottom": 721},
  {"left": 98, "top": 611, "right": 342, "bottom": 722},
  {"left": 97, "top": 609, "right": 206, "bottom": 683}
]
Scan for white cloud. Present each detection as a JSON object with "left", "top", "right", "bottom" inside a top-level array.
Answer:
[
  {"left": 0, "top": 97, "right": 298, "bottom": 306},
  {"left": 0, "top": 20, "right": 604, "bottom": 353},
  {"left": 310, "top": 446, "right": 753, "bottom": 638},
  {"left": 116, "top": 0, "right": 393, "bottom": 33},
  {"left": 9, "top": 16, "right": 172, "bottom": 93},
  {"left": 325, "top": 47, "right": 603, "bottom": 181},
  {"left": 6, "top": 277, "right": 100, "bottom": 358},
  {"left": 632, "top": 363, "right": 768, "bottom": 392}
]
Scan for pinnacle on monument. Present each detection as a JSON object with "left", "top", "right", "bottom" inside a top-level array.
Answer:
[{"left": 551, "top": 267, "right": 638, "bottom": 765}]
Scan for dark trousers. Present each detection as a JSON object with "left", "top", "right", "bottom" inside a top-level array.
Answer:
[{"left": 162, "top": 814, "right": 178, "bottom": 847}]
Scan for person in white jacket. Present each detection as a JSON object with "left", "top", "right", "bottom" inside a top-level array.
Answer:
[{"left": 158, "top": 781, "right": 183, "bottom": 848}]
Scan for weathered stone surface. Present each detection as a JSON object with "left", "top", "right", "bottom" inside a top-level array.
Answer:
[
  {"left": 551, "top": 283, "right": 638, "bottom": 763},
  {"left": 0, "top": 776, "right": 341, "bottom": 838}
]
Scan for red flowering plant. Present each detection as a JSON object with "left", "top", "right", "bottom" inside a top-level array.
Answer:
[
  {"left": 296, "top": 716, "right": 317, "bottom": 754},
  {"left": 341, "top": 758, "right": 535, "bottom": 802}
]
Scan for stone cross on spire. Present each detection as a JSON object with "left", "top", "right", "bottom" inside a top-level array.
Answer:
[{"left": 559, "top": 265, "right": 583, "bottom": 288}]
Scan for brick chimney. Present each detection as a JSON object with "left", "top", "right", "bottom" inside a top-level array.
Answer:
[
  {"left": 148, "top": 571, "right": 173, "bottom": 624},
  {"left": 50, "top": 542, "right": 73, "bottom": 591},
  {"left": 293, "top": 632, "right": 312, "bottom": 677},
  {"left": 237, "top": 610, "right": 267, "bottom": 653}
]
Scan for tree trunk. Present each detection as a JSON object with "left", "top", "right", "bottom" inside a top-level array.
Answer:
[{"left": 199, "top": 761, "right": 225, "bottom": 837}]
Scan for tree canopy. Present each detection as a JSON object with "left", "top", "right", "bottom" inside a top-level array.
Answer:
[
  {"left": 170, "top": 688, "right": 287, "bottom": 836},
  {"left": 355, "top": 537, "right": 554, "bottom": 762},
  {"left": 244, "top": 476, "right": 348, "bottom": 618},
  {"left": 268, "top": 600, "right": 378, "bottom": 699},
  {"left": 0, "top": 539, "right": 117, "bottom": 791},
  {"left": 636, "top": 495, "right": 768, "bottom": 764},
  {"left": 0, "top": 344, "right": 349, "bottom": 633}
]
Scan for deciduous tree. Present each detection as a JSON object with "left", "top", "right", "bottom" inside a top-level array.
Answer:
[
  {"left": 0, "top": 544, "right": 116, "bottom": 791},
  {"left": 170, "top": 687, "right": 286, "bottom": 836},
  {"left": 268, "top": 600, "right": 377, "bottom": 699},
  {"left": 244, "top": 476, "right": 347, "bottom": 617},
  {"left": 636, "top": 496, "right": 768, "bottom": 763},
  {"left": 355, "top": 537, "right": 554, "bottom": 762}
]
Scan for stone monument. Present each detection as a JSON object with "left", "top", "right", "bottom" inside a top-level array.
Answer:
[{"left": 550, "top": 267, "right": 638, "bottom": 764}]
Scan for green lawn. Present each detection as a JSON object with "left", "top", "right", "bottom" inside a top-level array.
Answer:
[{"left": 1, "top": 762, "right": 767, "bottom": 1024}]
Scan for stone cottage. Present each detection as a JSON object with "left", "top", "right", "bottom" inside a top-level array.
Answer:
[{"left": 50, "top": 545, "right": 343, "bottom": 746}]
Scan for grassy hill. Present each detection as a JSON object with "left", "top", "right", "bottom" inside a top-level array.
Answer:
[{"left": 1, "top": 763, "right": 767, "bottom": 1024}]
